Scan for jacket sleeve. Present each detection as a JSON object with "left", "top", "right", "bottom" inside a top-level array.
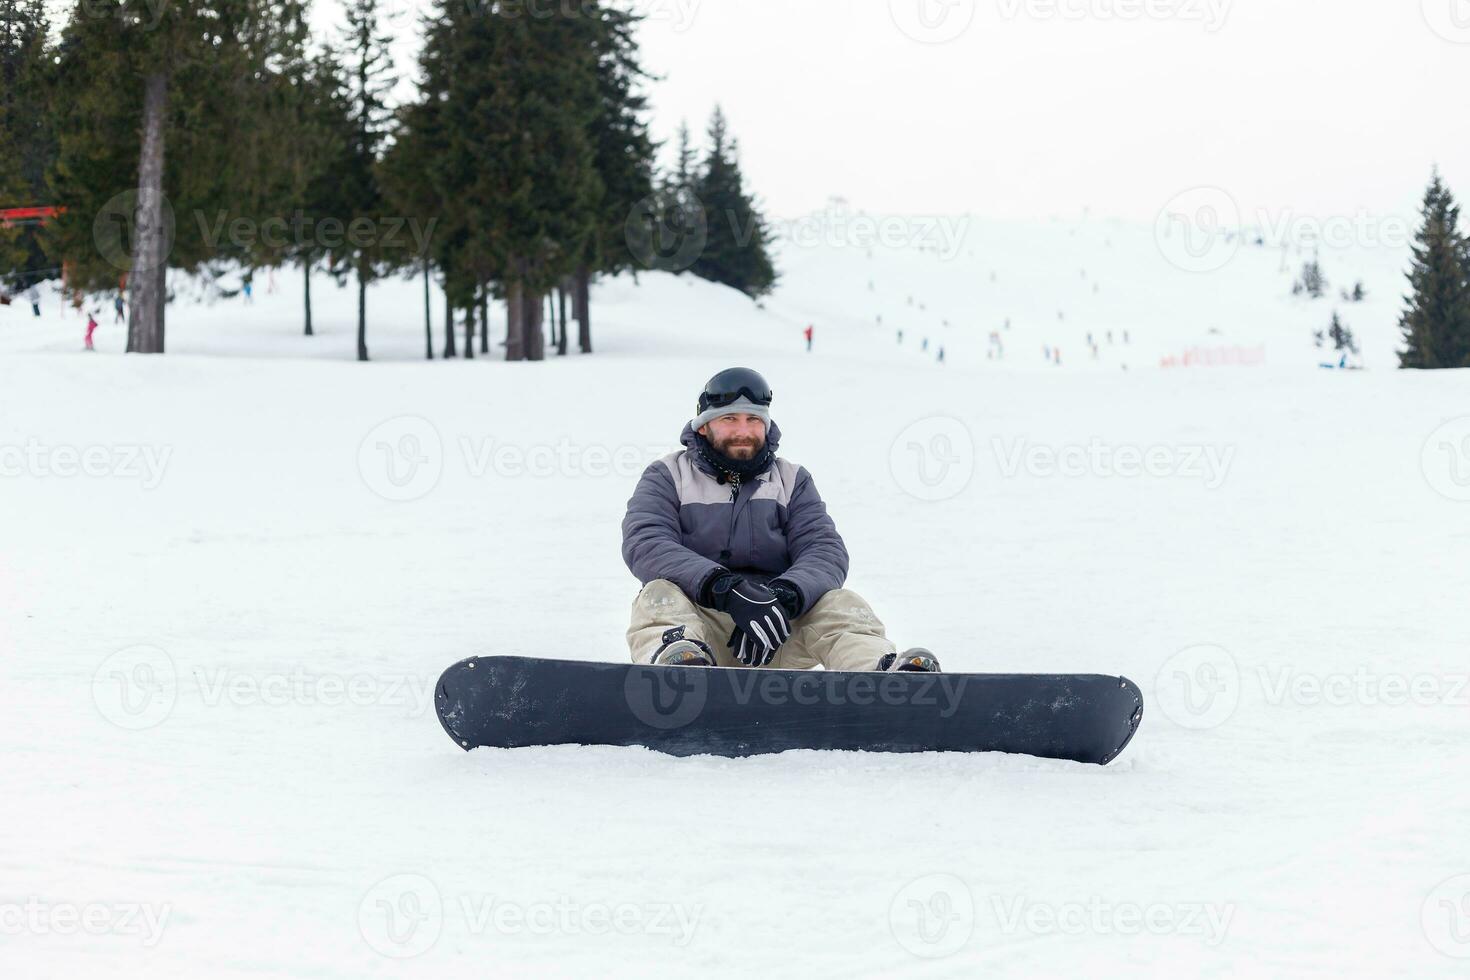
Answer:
[
  {"left": 777, "top": 468, "right": 849, "bottom": 615},
  {"left": 621, "top": 462, "right": 726, "bottom": 604}
]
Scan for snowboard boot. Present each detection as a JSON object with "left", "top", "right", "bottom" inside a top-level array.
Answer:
[
  {"left": 648, "top": 627, "right": 718, "bottom": 667},
  {"left": 878, "top": 648, "right": 942, "bottom": 673}
]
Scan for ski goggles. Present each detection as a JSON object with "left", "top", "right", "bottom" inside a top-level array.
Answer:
[{"left": 698, "top": 371, "right": 774, "bottom": 413}]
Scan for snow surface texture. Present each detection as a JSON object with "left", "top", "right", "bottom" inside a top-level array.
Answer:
[{"left": 2, "top": 213, "right": 1468, "bottom": 978}]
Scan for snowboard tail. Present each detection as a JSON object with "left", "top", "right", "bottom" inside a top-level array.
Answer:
[{"left": 436, "top": 656, "right": 1143, "bottom": 765}]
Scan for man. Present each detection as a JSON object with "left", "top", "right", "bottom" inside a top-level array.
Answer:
[{"left": 621, "top": 367, "right": 939, "bottom": 673}]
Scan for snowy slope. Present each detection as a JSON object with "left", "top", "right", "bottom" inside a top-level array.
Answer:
[{"left": 2, "top": 214, "right": 1469, "bottom": 979}]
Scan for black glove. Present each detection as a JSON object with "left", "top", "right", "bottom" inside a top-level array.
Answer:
[
  {"left": 708, "top": 575, "right": 792, "bottom": 667},
  {"left": 768, "top": 579, "right": 803, "bottom": 620}
]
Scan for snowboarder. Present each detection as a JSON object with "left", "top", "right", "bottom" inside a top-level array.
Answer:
[
  {"left": 804, "top": 324, "right": 814, "bottom": 352},
  {"left": 26, "top": 284, "right": 40, "bottom": 317},
  {"left": 622, "top": 367, "right": 939, "bottom": 674},
  {"left": 84, "top": 310, "right": 99, "bottom": 350}
]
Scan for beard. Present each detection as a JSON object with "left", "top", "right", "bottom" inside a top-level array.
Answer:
[{"left": 712, "top": 431, "right": 764, "bottom": 460}]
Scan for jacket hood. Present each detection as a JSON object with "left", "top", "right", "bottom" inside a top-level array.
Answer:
[{"left": 680, "top": 420, "right": 782, "bottom": 479}]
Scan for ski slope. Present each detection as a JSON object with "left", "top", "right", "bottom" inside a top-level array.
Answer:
[{"left": 2, "top": 212, "right": 1468, "bottom": 978}]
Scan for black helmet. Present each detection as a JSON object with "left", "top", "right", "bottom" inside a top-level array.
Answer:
[{"left": 697, "top": 367, "right": 773, "bottom": 415}]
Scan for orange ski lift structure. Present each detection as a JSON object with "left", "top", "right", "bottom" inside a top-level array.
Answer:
[{"left": 0, "top": 205, "right": 64, "bottom": 227}]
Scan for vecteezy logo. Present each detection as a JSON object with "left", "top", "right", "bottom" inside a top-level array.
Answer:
[
  {"left": 889, "top": 873, "right": 974, "bottom": 959},
  {"left": 1423, "top": 874, "right": 1470, "bottom": 958},
  {"left": 1422, "top": 417, "right": 1470, "bottom": 502},
  {"left": 1423, "top": 0, "right": 1470, "bottom": 43},
  {"left": 357, "top": 416, "right": 443, "bottom": 503},
  {"left": 623, "top": 664, "right": 708, "bottom": 731},
  {"left": 358, "top": 874, "right": 443, "bottom": 959},
  {"left": 1154, "top": 186, "right": 1242, "bottom": 274},
  {"left": 92, "top": 645, "right": 178, "bottom": 731},
  {"left": 1154, "top": 644, "right": 1241, "bottom": 730},
  {"left": 889, "top": 0, "right": 977, "bottom": 44},
  {"left": 889, "top": 417, "right": 975, "bottom": 502},
  {"left": 93, "top": 190, "right": 177, "bottom": 273},
  {"left": 625, "top": 192, "right": 708, "bottom": 273}
]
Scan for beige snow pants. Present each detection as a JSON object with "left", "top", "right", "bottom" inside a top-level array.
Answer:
[{"left": 626, "top": 578, "right": 898, "bottom": 671}]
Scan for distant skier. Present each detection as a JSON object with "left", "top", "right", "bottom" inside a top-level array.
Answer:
[
  {"left": 804, "top": 324, "right": 814, "bottom": 352},
  {"left": 937, "top": 346, "right": 945, "bottom": 364},
  {"left": 243, "top": 276, "right": 253, "bottom": 304},
  {"left": 84, "top": 310, "right": 99, "bottom": 350},
  {"left": 113, "top": 294, "right": 125, "bottom": 323},
  {"left": 921, "top": 337, "right": 929, "bottom": 352},
  {"left": 26, "top": 284, "right": 40, "bottom": 317},
  {"left": 622, "top": 367, "right": 939, "bottom": 674},
  {"left": 896, "top": 328, "right": 903, "bottom": 344}
]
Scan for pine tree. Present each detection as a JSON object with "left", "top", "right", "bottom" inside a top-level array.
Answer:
[
  {"left": 1399, "top": 170, "right": 1470, "bottom": 369},
  {"left": 414, "top": 0, "right": 601, "bottom": 362},
  {"left": 691, "top": 107, "right": 777, "bottom": 298},
  {"left": 379, "top": 66, "right": 448, "bottom": 359},
  {"left": 339, "top": 0, "right": 396, "bottom": 362},
  {"left": 1294, "top": 259, "right": 1326, "bottom": 299},
  {"left": 632, "top": 120, "right": 704, "bottom": 279},
  {"left": 295, "top": 50, "right": 360, "bottom": 337},
  {"left": 43, "top": 0, "right": 311, "bottom": 352},
  {"left": 673, "top": 122, "right": 697, "bottom": 193},
  {"left": 571, "top": 1, "right": 656, "bottom": 353},
  {"left": 1, "top": 0, "right": 56, "bottom": 287},
  {"left": 225, "top": 4, "right": 339, "bottom": 335},
  {"left": 1328, "top": 312, "right": 1358, "bottom": 355}
]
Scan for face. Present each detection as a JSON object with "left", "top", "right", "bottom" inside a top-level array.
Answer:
[{"left": 700, "top": 414, "right": 766, "bottom": 460}]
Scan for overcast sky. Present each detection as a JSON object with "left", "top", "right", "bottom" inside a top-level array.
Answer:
[{"left": 321, "top": 0, "right": 1468, "bottom": 225}]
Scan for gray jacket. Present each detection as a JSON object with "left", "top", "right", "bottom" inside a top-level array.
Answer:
[{"left": 621, "top": 421, "right": 849, "bottom": 616}]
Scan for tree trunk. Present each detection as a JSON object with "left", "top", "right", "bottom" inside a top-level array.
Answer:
[
  {"left": 422, "top": 260, "right": 433, "bottom": 359},
  {"left": 557, "top": 285, "right": 569, "bottom": 356},
  {"left": 479, "top": 284, "right": 489, "bottom": 354},
  {"left": 506, "top": 277, "right": 524, "bottom": 361},
  {"left": 356, "top": 263, "right": 369, "bottom": 361},
  {"left": 464, "top": 293, "right": 475, "bottom": 359},
  {"left": 303, "top": 259, "right": 313, "bottom": 337},
  {"left": 525, "top": 287, "right": 545, "bottom": 362},
  {"left": 575, "top": 264, "right": 592, "bottom": 354},
  {"left": 546, "top": 292, "right": 556, "bottom": 350},
  {"left": 126, "top": 71, "right": 169, "bottom": 354},
  {"left": 443, "top": 285, "right": 456, "bottom": 358}
]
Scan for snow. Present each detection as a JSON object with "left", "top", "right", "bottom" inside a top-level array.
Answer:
[{"left": 2, "top": 211, "right": 1469, "bottom": 978}]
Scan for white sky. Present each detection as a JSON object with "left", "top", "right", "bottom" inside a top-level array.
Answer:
[
  {"left": 223, "top": 0, "right": 1470, "bottom": 225},
  {"left": 626, "top": 0, "right": 1470, "bottom": 224}
]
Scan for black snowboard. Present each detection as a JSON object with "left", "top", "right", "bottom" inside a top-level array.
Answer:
[{"left": 436, "top": 656, "right": 1143, "bottom": 765}]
